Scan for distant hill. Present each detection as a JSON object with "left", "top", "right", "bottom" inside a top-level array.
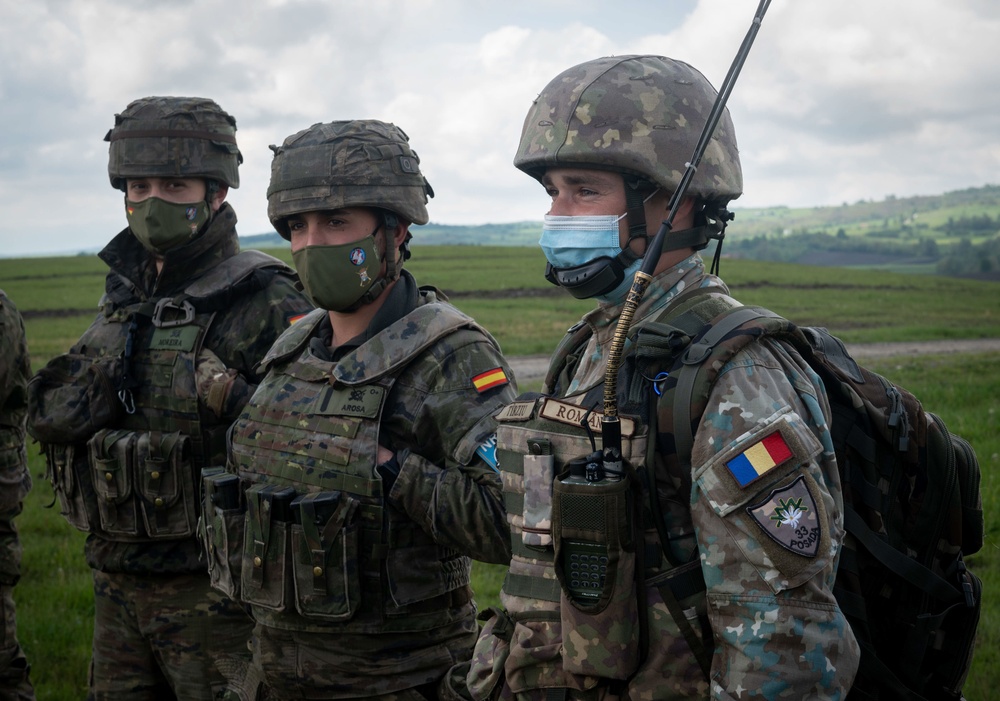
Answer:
[
  {"left": 239, "top": 221, "right": 543, "bottom": 250},
  {"left": 239, "top": 184, "right": 1000, "bottom": 279}
]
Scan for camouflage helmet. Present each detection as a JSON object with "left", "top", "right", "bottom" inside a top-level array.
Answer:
[
  {"left": 105, "top": 96, "right": 242, "bottom": 190},
  {"left": 514, "top": 55, "right": 742, "bottom": 205},
  {"left": 266, "top": 119, "right": 433, "bottom": 238}
]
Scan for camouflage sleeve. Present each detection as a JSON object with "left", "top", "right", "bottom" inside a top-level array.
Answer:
[
  {"left": 387, "top": 328, "right": 516, "bottom": 565},
  {"left": 0, "top": 293, "right": 32, "bottom": 583},
  {"left": 203, "top": 271, "right": 312, "bottom": 392},
  {"left": 690, "top": 337, "right": 859, "bottom": 699}
]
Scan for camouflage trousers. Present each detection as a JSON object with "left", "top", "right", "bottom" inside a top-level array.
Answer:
[
  {"left": 0, "top": 456, "right": 33, "bottom": 701},
  {"left": 90, "top": 569, "right": 253, "bottom": 701},
  {"left": 235, "top": 619, "right": 479, "bottom": 700},
  {"left": 0, "top": 585, "right": 34, "bottom": 701}
]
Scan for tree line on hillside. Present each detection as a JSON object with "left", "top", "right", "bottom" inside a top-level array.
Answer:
[{"left": 725, "top": 212, "right": 1000, "bottom": 279}]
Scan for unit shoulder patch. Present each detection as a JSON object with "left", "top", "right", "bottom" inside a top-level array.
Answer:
[{"left": 746, "top": 475, "right": 821, "bottom": 557}]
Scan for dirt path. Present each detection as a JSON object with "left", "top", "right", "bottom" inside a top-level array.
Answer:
[{"left": 507, "top": 338, "right": 1000, "bottom": 385}]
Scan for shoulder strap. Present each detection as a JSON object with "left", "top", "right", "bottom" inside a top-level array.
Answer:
[
  {"left": 332, "top": 302, "right": 485, "bottom": 385},
  {"left": 654, "top": 291, "right": 798, "bottom": 474},
  {"left": 256, "top": 308, "right": 328, "bottom": 375},
  {"left": 543, "top": 321, "right": 593, "bottom": 395}
]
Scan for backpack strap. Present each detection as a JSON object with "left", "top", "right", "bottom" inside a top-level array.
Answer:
[{"left": 544, "top": 320, "right": 594, "bottom": 395}]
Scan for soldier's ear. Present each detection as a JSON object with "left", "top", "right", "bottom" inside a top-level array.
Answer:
[{"left": 210, "top": 184, "right": 229, "bottom": 212}]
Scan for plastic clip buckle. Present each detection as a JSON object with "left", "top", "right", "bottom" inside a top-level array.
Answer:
[{"left": 152, "top": 298, "right": 196, "bottom": 329}]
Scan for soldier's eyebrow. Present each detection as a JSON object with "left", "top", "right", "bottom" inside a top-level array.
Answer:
[{"left": 542, "top": 172, "right": 616, "bottom": 188}]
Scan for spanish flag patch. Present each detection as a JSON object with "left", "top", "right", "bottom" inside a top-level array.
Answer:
[
  {"left": 472, "top": 367, "right": 509, "bottom": 393},
  {"left": 725, "top": 430, "right": 793, "bottom": 488}
]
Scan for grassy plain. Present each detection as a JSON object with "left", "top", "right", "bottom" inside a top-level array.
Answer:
[{"left": 2, "top": 247, "right": 998, "bottom": 699}]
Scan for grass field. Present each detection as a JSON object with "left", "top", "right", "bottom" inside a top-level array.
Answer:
[{"left": 2, "top": 246, "right": 998, "bottom": 699}]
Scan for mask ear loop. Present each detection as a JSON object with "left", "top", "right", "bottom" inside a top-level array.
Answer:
[{"left": 354, "top": 210, "right": 403, "bottom": 308}]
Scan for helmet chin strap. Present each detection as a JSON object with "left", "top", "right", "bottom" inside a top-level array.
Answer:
[{"left": 659, "top": 204, "right": 734, "bottom": 276}]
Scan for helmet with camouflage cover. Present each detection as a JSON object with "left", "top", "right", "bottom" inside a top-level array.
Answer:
[
  {"left": 105, "top": 96, "right": 242, "bottom": 190},
  {"left": 514, "top": 54, "right": 742, "bottom": 206},
  {"left": 266, "top": 119, "right": 433, "bottom": 239}
]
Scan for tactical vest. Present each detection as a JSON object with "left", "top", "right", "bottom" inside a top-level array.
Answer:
[
  {"left": 469, "top": 293, "right": 742, "bottom": 700},
  {"left": 40, "top": 251, "right": 291, "bottom": 543},
  {"left": 219, "top": 303, "right": 483, "bottom": 635}
]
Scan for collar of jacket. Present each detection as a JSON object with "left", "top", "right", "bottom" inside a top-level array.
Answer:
[{"left": 99, "top": 203, "right": 241, "bottom": 298}]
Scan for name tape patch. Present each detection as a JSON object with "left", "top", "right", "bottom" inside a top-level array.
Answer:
[{"left": 539, "top": 398, "right": 636, "bottom": 438}]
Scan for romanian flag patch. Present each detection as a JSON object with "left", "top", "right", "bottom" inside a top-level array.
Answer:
[
  {"left": 472, "top": 367, "right": 509, "bottom": 393},
  {"left": 725, "top": 430, "right": 793, "bottom": 488}
]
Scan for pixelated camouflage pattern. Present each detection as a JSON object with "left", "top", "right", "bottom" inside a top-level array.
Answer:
[
  {"left": 267, "top": 119, "right": 433, "bottom": 235},
  {"left": 105, "top": 96, "right": 242, "bottom": 189},
  {"left": 0, "top": 290, "right": 35, "bottom": 699},
  {"left": 224, "top": 289, "right": 515, "bottom": 697},
  {"left": 514, "top": 55, "right": 742, "bottom": 205},
  {"left": 468, "top": 255, "right": 859, "bottom": 699}
]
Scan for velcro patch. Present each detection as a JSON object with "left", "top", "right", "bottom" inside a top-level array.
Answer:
[
  {"left": 538, "top": 398, "right": 636, "bottom": 438},
  {"left": 746, "top": 475, "right": 821, "bottom": 557},
  {"left": 472, "top": 367, "right": 509, "bottom": 393},
  {"left": 495, "top": 400, "right": 536, "bottom": 422},
  {"left": 725, "top": 430, "right": 793, "bottom": 488},
  {"left": 475, "top": 433, "right": 499, "bottom": 472},
  {"left": 149, "top": 325, "right": 199, "bottom": 352}
]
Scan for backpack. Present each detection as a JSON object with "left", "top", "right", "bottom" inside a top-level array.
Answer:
[{"left": 649, "top": 289, "right": 984, "bottom": 701}]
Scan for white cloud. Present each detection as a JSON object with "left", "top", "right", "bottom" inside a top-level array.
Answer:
[{"left": 0, "top": 0, "right": 997, "bottom": 256}]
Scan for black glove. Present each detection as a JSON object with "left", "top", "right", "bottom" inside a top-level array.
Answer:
[{"left": 376, "top": 453, "right": 401, "bottom": 496}]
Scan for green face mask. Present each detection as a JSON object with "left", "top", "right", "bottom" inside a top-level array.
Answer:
[
  {"left": 292, "top": 232, "right": 384, "bottom": 312},
  {"left": 126, "top": 197, "right": 211, "bottom": 255}
]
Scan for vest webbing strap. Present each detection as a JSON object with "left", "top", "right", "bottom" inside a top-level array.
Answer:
[
  {"left": 502, "top": 571, "right": 561, "bottom": 603},
  {"left": 673, "top": 306, "right": 778, "bottom": 463}
]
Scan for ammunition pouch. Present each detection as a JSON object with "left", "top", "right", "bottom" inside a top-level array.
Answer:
[
  {"left": 200, "top": 467, "right": 245, "bottom": 599},
  {"left": 237, "top": 484, "right": 368, "bottom": 623},
  {"left": 87, "top": 428, "right": 197, "bottom": 540},
  {"left": 44, "top": 443, "right": 99, "bottom": 532},
  {"left": 241, "top": 483, "right": 295, "bottom": 612},
  {"left": 289, "top": 491, "right": 362, "bottom": 621}
]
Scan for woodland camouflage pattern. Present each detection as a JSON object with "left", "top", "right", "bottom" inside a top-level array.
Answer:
[
  {"left": 219, "top": 280, "right": 516, "bottom": 699},
  {"left": 0, "top": 290, "right": 35, "bottom": 699},
  {"left": 105, "top": 96, "right": 242, "bottom": 189},
  {"left": 469, "top": 255, "right": 859, "bottom": 700},
  {"left": 267, "top": 120, "right": 433, "bottom": 234},
  {"left": 514, "top": 55, "right": 742, "bottom": 205}
]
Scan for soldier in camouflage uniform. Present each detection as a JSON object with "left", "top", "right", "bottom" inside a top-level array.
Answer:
[
  {"left": 203, "top": 119, "right": 516, "bottom": 700},
  {"left": 464, "top": 55, "right": 861, "bottom": 700},
  {"left": 25, "top": 97, "right": 313, "bottom": 700},
  {"left": 0, "top": 291, "right": 35, "bottom": 701}
]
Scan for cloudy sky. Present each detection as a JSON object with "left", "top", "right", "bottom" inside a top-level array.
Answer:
[{"left": 1, "top": 0, "right": 998, "bottom": 257}]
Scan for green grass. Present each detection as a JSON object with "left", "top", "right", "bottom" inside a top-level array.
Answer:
[{"left": 4, "top": 248, "right": 999, "bottom": 699}]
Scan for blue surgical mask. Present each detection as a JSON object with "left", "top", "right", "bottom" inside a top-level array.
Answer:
[{"left": 539, "top": 214, "right": 640, "bottom": 305}]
